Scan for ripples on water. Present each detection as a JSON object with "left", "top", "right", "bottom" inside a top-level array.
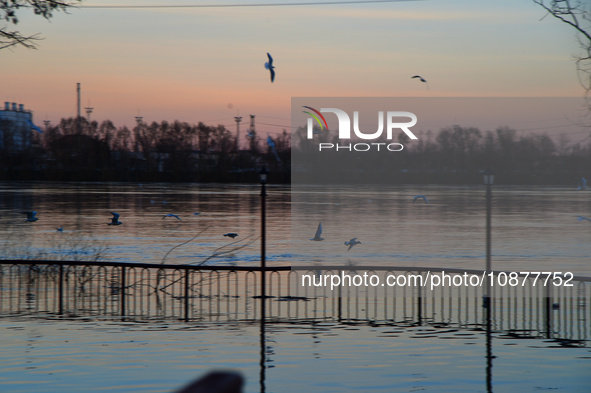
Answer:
[
  {"left": 0, "top": 317, "right": 589, "bottom": 393},
  {"left": 0, "top": 182, "right": 590, "bottom": 391},
  {"left": 1, "top": 182, "right": 590, "bottom": 276},
  {"left": 291, "top": 185, "right": 591, "bottom": 275},
  {"left": 0, "top": 182, "right": 290, "bottom": 266}
]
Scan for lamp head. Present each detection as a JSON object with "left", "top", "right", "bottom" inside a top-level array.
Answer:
[
  {"left": 259, "top": 167, "right": 269, "bottom": 185},
  {"left": 483, "top": 169, "right": 495, "bottom": 185}
]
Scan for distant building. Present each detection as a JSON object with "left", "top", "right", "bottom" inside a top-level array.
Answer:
[{"left": 0, "top": 101, "right": 39, "bottom": 150}]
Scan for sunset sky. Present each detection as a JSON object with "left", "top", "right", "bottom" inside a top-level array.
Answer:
[{"left": 0, "top": 0, "right": 587, "bottom": 137}]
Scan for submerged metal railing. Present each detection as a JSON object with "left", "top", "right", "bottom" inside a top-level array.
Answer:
[{"left": 0, "top": 260, "right": 589, "bottom": 343}]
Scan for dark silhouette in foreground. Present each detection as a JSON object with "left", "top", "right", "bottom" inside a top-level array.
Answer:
[{"left": 175, "top": 371, "right": 243, "bottom": 393}]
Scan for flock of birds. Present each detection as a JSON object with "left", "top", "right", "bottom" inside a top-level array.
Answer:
[
  {"left": 310, "top": 222, "right": 361, "bottom": 251},
  {"left": 308, "top": 195, "right": 429, "bottom": 251},
  {"left": 307, "top": 185, "right": 591, "bottom": 252},
  {"left": 20, "top": 210, "right": 240, "bottom": 240},
  {"left": 264, "top": 52, "right": 428, "bottom": 87},
  {"left": 263, "top": 52, "right": 426, "bottom": 162},
  {"left": 19, "top": 178, "right": 590, "bottom": 254}
]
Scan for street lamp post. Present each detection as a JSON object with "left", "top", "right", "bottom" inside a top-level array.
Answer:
[
  {"left": 483, "top": 169, "right": 494, "bottom": 308},
  {"left": 259, "top": 167, "right": 269, "bottom": 301},
  {"left": 259, "top": 167, "right": 269, "bottom": 393}
]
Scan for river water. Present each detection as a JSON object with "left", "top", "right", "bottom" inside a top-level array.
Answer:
[
  {"left": 0, "top": 182, "right": 589, "bottom": 392},
  {"left": 0, "top": 182, "right": 589, "bottom": 276}
]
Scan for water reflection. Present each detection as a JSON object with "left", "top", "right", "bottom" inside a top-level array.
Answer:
[
  {"left": 486, "top": 301, "right": 494, "bottom": 393},
  {"left": 0, "top": 310, "right": 589, "bottom": 393},
  {"left": 1, "top": 183, "right": 590, "bottom": 276}
]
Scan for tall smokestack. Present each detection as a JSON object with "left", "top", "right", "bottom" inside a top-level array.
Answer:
[
  {"left": 77, "top": 83, "right": 81, "bottom": 118},
  {"left": 77, "top": 82, "right": 81, "bottom": 134}
]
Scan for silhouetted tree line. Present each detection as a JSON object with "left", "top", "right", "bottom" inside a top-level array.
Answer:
[
  {"left": 0, "top": 117, "right": 290, "bottom": 183},
  {"left": 1, "top": 117, "right": 590, "bottom": 184},
  {"left": 292, "top": 125, "right": 591, "bottom": 185}
]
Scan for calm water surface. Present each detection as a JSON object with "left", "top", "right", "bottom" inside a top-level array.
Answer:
[
  {"left": 0, "top": 182, "right": 290, "bottom": 266},
  {"left": 0, "top": 317, "right": 589, "bottom": 393},
  {"left": 0, "top": 182, "right": 589, "bottom": 275},
  {"left": 0, "top": 182, "right": 589, "bottom": 392}
]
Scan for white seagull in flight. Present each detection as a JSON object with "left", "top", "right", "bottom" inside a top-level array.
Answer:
[
  {"left": 265, "top": 52, "right": 275, "bottom": 83},
  {"left": 344, "top": 238, "right": 361, "bottom": 251},
  {"left": 310, "top": 222, "right": 324, "bottom": 241}
]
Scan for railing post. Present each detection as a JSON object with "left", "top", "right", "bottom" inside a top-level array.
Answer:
[
  {"left": 417, "top": 272, "right": 423, "bottom": 325},
  {"left": 544, "top": 284, "right": 552, "bottom": 339},
  {"left": 58, "top": 264, "right": 64, "bottom": 315},
  {"left": 337, "top": 282, "right": 342, "bottom": 322},
  {"left": 184, "top": 268, "right": 190, "bottom": 322},
  {"left": 120, "top": 266, "right": 126, "bottom": 318}
]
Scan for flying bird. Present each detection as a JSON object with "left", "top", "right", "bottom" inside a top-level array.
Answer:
[
  {"left": 108, "top": 212, "right": 122, "bottom": 226},
  {"left": 56, "top": 227, "right": 64, "bottom": 232},
  {"left": 344, "top": 238, "right": 361, "bottom": 251},
  {"left": 310, "top": 222, "right": 324, "bottom": 241},
  {"left": 21, "top": 211, "right": 38, "bottom": 222},
  {"left": 576, "top": 177, "right": 587, "bottom": 190},
  {"left": 411, "top": 75, "right": 429, "bottom": 89},
  {"left": 265, "top": 52, "right": 276, "bottom": 83},
  {"left": 413, "top": 195, "right": 429, "bottom": 204},
  {"left": 26, "top": 118, "right": 43, "bottom": 133},
  {"left": 576, "top": 215, "right": 591, "bottom": 222},
  {"left": 224, "top": 233, "right": 239, "bottom": 239},
  {"left": 267, "top": 135, "right": 281, "bottom": 162},
  {"left": 162, "top": 213, "right": 182, "bottom": 221},
  {"left": 194, "top": 212, "right": 200, "bottom": 216}
]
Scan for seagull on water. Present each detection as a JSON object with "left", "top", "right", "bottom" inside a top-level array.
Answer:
[
  {"left": 163, "top": 213, "right": 182, "bottom": 221},
  {"left": 344, "top": 238, "right": 361, "bottom": 251},
  {"left": 310, "top": 222, "right": 324, "bottom": 241},
  {"left": 108, "top": 212, "right": 122, "bottom": 225},
  {"left": 224, "top": 233, "right": 239, "bottom": 239},
  {"left": 265, "top": 52, "right": 275, "bottom": 83},
  {"left": 21, "top": 211, "right": 38, "bottom": 222},
  {"left": 576, "top": 215, "right": 591, "bottom": 222},
  {"left": 413, "top": 195, "right": 429, "bottom": 204}
]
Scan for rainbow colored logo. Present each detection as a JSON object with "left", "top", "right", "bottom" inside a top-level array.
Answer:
[{"left": 302, "top": 106, "right": 328, "bottom": 131}]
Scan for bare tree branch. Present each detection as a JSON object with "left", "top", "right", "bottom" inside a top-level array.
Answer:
[
  {"left": 195, "top": 235, "right": 257, "bottom": 266},
  {"left": 0, "top": 1, "right": 80, "bottom": 50},
  {"left": 534, "top": 0, "right": 591, "bottom": 106},
  {"left": 0, "top": 29, "right": 40, "bottom": 49},
  {"left": 160, "top": 227, "right": 211, "bottom": 265}
]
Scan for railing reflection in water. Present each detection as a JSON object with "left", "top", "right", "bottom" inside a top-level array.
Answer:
[{"left": 0, "top": 261, "right": 589, "bottom": 343}]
